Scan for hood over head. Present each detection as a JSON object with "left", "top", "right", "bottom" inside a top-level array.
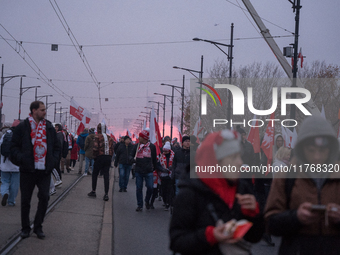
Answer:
[{"left": 295, "top": 116, "right": 339, "bottom": 165}]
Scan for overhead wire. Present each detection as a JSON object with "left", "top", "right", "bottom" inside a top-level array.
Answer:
[
  {"left": 0, "top": 24, "right": 70, "bottom": 100},
  {"left": 49, "top": 0, "right": 103, "bottom": 112},
  {"left": 225, "top": 0, "right": 295, "bottom": 35}
]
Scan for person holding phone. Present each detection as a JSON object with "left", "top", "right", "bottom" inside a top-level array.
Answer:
[
  {"left": 170, "top": 130, "right": 264, "bottom": 255},
  {"left": 265, "top": 116, "right": 340, "bottom": 255}
]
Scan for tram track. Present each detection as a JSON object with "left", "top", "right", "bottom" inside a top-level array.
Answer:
[{"left": 0, "top": 175, "right": 84, "bottom": 255}]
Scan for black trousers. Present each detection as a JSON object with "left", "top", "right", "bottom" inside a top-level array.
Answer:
[
  {"left": 160, "top": 177, "right": 173, "bottom": 205},
  {"left": 92, "top": 155, "right": 111, "bottom": 195},
  {"left": 20, "top": 171, "right": 51, "bottom": 232}
]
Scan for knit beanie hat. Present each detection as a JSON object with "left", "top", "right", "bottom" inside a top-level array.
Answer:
[
  {"left": 139, "top": 129, "right": 149, "bottom": 140},
  {"left": 182, "top": 135, "right": 190, "bottom": 143},
  {"left": 196, "top": 129, "right": 241, "bottom": 171},
  {"left": 163, "top": 141, "right": 171, "bottom": 151}
]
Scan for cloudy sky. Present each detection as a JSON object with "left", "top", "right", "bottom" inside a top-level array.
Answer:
[{"left": 0, "top": 0, "right": 339, "bottom": 136}]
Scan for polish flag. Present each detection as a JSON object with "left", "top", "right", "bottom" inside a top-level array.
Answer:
[
  {"left": 260, "top": 112, "right": 275, "bottom": 166},
  {"left": 149, "top": 106, "right": 162, "bottom": 155},
  {"left": 281, "top": 126, "right": 298, "bottom": 149},
  {"left": 70, "top": 98, "right": 84, "bottom": 121},
  {"left": 177, "top": 124, "right": 183, "bottom": 146},
  {"left": 247, "top": 116, "right": 260, "bottom": 153},
  {"left": 298, "top": 48, "right": 303, "bottom": 68},
  {"left": 126, "top": 129, "right": 132, "bottom": 137}
]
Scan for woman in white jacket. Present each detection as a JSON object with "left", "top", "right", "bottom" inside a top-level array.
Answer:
[{"left": 272, "top": 146, "right": 291, "bottom": 178}]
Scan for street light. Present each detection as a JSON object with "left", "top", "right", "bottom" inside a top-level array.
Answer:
[
  {"left": 173, "top": 56, "right": 203, "bottom": 118},
  {"left": 149, "top": 100, "right": 165, "bottom": 124},
  {"left": 19, "top": 81, "right": 41, "bottom": 120},
  {"left": 154, "top": 92, "right": 172, "bottom": 137},
  {"left": 193, "top": 23, "right": 234, "bottom": 128},
  {"left": 161, "top": 82, "right": 185, "bottom": 139},
  {"left": 36, "top": 95, "right": 53, "bottom": 118},
  {"left": 1, "top": 64, "right": 26, "bottom": 127}
]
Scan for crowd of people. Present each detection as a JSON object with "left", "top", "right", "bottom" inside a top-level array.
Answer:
[{"left": 1, "top": 100, "right": 340, "bottom": 255}]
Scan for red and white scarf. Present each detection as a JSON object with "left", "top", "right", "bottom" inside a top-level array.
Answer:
[
  {"left": 136, "top": 142, "right": 151, "bottom": 159},
  {"left": 28, "top": 114, "right": 47, "bottom": 170},
  {"left": 68, "top": 134, "right": 72, "bottom": 149},
  {"left": 158, "top": 150, "right": 174, "bottom": 177}
]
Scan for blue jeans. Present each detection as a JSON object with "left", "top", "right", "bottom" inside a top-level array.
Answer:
[
  {"left": 119, "top": 164, "right": 132, "bottom": 189},
  {"left": 135, "top": 172, "right": 153, "bottom": 208},
  {"left": 85, "top": 157, "right": 94, "bottom": 174},
  {"left": 1, "top": 172, "right": 20, "bottom": 205}
]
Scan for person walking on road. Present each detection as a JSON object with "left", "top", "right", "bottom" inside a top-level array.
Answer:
[
  {"left": 87, "top": 122, "right": 114, "bottom": 201},
  {"left": 84, "top": 128, "right": 95, "bottom": 176},
  {"left": 10, "top": 101, "right": 60, "bottom": 239},
  {"left": 1, "top": 119, "right": 20, "bottom": 206},
  {"left": 114, "top": 135, "right": 133, "bottom": 192},
  {"left": 265, "top": 116, "right": 340, "bottom": 255},
  {"left": 76, "top": 128, "right": 89, "bottom": 175},
  {"left": 172, "top": 135, "right": 190, "bottom": 195},
  {"left": 131, "top": 129, "right": 157, "bottom": 212}
]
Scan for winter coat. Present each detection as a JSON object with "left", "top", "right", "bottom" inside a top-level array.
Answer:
[
  {"left": 114, "top": 143, "right": 133, "bottom": 166},
  {"left": 170, "top": 177, "right": 264, "bottom": 255},
  {"left": 71, "top": 142, "right": 79, "bottom": 160},
  {"left": 84, "top": 133, "right": 95, "bottom": 159},
  {"left": 10, "top": 118, "right": 60, "bottom": 174},
  {"left": 130, "top": 142, "right": 157, "bottom": 174},
  {"left": 172, "top": 147, "right": 190, "bottom": 179},
  {"left": 76, "top": 132, "right": 89, "bottom": 155},
  {"left": 0, "top": 129, "right": 19, "bottom": 172},
  {"left": 93, "top": 133, "right": 114, "bottom": 158},
  {"left": 265, "top": 116, "right": 340, "bottom": 255}
]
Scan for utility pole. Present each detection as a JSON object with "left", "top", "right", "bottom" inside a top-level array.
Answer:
[
  {"left": 289, "top": 0, "right": 302, "bottom": 127},
  {"left": 227, "top": 23, "right": 234, "bottom": 129}
]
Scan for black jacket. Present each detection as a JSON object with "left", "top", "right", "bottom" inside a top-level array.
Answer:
[
  {"left": 130, "top": 142, "right": 157, "bottom": 174},
  {"left": 170, "top": 178, "right": 264, "bottom": 255},
  {"left": 241, "top": 140, "right": 255, "bottom": 167},
  {"left": 10, "top": 118, "right": 60, "bottom": 174},
  {"left": 172, "top": 147, "right": 190, "bottom": 179},
  {"left": 114, "top": 143, "right": 134, "bottom": 166}
]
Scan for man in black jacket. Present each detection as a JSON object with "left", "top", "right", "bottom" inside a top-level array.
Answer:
[
  {"left": 114, "top": 136, "right": 133, "bottom": 192},
  {"left": 130, "top": 129, "right": 157, "bottom": 212},
  {"left": 10, "top": 101, "right": 60, "bottom": 239},
  {"left": 173, "top": 135, "right": 190, "bottom": 195}
]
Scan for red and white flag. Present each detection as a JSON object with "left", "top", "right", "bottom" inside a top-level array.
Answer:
[
  {"left": 298, "top": 47, "right": 303, "bottom": 68},
  {"left": 247, "top": 115, "right": 260, "bottom": 153},
  {"left": 126, "top": 129, "right": 132, "bottom": 137},
  {"left": 149, "top": 106, "right": 162, "bottom": 155},
  {"left": 281, "top": 126, "right": 298, "bottom": 149},
  {"left": 260, "top": 112, "right": 276, "bottom": 166},
  {"left": 177, "top": 124, "right": 183, "bottom": 145}
]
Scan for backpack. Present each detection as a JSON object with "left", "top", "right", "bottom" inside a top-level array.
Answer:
[
  {"left": 78, "top": 135, "right": 85, "bottom": 150},
  {"left": 1, "top": 130, "right": 13, "bottom": 161}
]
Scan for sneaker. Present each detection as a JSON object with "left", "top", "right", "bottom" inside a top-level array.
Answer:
[
  {"left": 123, "top": 189, "right": 127, "bottom": 192},
  {"left": 88, "top": 191, "right": 96, "bottom": 197},
  {"left": 70, "top": 167, "right": 74, "bottom": 171},
  {"left": 1, "top": 193, "right": 8, "bottom": 206},
  {"left": 136, "top": 207, "right": 143, "bottom": 212},
  {"left": 55, "top": 180, "right": 62, "bottom": 187},
  {"left": 50, "top": 189, "right": 57, "bottom": 196},
  {"left": 145, "top": 202, "right": 151, "bottom": 210},
  {"left": 83, "top": 173, "right": 87, "bottom": 176},
  {"left": 103, "top": 194, "right": 109, "bottom": 201}
]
